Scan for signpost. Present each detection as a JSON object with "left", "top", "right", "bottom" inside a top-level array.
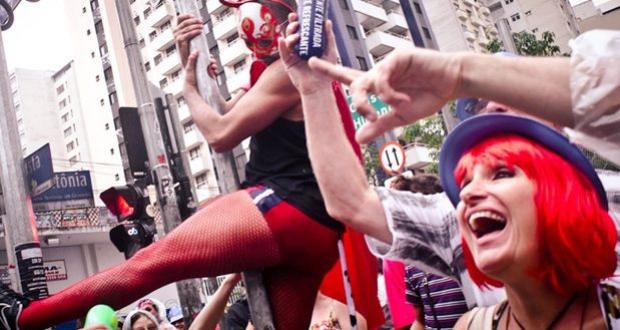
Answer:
[
  {"left": 346, "top": 94, "right": 391, "bottom": 131},
  {"left": 32, "top": 171, "right": 94, "bottom": 211},
  {"left": 379, "top": 142, "right": 406, "bottom": 175},
  {"left": 24, "top": 143, "right": 54, "bottom": 196}
]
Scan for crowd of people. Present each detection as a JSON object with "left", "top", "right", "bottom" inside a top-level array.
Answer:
[{"left": 0, "top": 0, "right": 617, "bottom": 328}]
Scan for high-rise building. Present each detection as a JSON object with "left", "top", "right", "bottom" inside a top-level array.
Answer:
[
  {"left": 481, "top": 0, "right": 580, "bottom": 53},
  {"left": 572, "top": 0, "right": 620, "bottom": 31},
  {"left": 421, "top": 0, "right": 499, "bottom": 52}
]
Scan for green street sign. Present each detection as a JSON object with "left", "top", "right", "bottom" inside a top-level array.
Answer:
[{"left": 346, "top": 94, "right": 391, "bottom": 131}]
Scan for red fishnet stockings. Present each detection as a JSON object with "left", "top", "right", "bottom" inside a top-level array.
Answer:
[{"left": 19, "top": 190, "right": 339, "bottom": 329}]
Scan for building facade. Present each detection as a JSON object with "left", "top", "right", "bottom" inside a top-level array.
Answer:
[{"left": 572, "top": 0, "right": 620, "bottom": 31}]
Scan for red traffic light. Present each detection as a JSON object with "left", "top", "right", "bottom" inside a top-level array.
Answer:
[{"left": 100, "top": 185, "right": 144, "bottom": 221}]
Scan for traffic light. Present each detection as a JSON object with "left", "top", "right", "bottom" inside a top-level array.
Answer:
[{"left": 100, "top": 184, "right": 156, "bottom": 259}]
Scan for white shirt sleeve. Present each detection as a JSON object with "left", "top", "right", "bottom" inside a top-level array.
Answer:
[{"left": 567, "top": 29, "right": 620, "bottom": 165}]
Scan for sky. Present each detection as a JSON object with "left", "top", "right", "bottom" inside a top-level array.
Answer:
[{"left": 3, "top": 0, "right": 72, "bottom": 71}]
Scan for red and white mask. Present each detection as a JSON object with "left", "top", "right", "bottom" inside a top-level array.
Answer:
[{"left": 237, "top": 3, "right": 282, "bottom": 59}]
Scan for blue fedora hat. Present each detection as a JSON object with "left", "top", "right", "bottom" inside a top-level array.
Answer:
[{"left": 439, "top": 114, "right": 608, "bottom": 210}]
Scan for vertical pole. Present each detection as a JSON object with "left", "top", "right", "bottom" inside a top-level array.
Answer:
[
  {"left": 174, "top": 1, "right": 275, "bottom": 329},
  {"left": 0, "top": 29, "right": 48, "bottom": 299},
  {"left": 497, "top": 18, "right": 518, "bottom": 53},
  {"left": 114, "top": 0, "right": 203, "bottom": 321}
]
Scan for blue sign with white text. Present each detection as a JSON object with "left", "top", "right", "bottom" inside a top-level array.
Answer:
[
  {"left": 24, "top": 144, "right": 54, "bottom": 196},
  {"left": 32, "top": 171, "right": 94, "bottom": 205}
]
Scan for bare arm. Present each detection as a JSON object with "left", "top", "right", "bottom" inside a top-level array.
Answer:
[
  {"left": 458, "top": 54, "right": 572, "bottom": 127},
  {"left": 410, "top": 305, "right": 425, "bottom": 330},
  {"left": 279, "top": 18, "right": 392, "bottom": 243},
  {"left": 183, "top": 52, "right": 300, "bottom": 152},
  {"left": 189, "top": 274, "right": 241, "bottom": 330}
]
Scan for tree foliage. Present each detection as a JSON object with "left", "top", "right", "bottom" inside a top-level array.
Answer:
[{"left": 486, "top": 31, "right": 562, "bottom": 56}]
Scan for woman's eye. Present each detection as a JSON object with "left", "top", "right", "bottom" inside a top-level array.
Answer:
[{"left": 493, "top": 168, "right": 514, "bottom": 180}]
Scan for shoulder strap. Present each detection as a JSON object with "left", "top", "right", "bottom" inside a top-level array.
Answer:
[{"left": 467, "top": 302, "right": 505, "bottom": 330}]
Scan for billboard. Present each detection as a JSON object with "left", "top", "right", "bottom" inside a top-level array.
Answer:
[{"left": 24, "top": 144, "right": 55, "bottom": 196}]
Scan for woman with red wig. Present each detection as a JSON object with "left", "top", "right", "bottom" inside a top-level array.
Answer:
[{"left": 436, "top": 114, "right": 618, "bottom": 329}]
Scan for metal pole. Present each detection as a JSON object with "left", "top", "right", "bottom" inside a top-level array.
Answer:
[
  {"left": 174, "top": 1, "right": 275, "bottom": 329},
  {"left": 497, "top": 18, "right": 518, "bottom": 54},
  {"left": 113, "top": 0, "right": 203, "bottom": 321},
  {"left": 0, "top": 29, "right": 48, "bottom": 299}
]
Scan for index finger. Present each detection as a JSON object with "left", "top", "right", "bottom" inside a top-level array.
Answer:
[{"left": 308, "top": 58, "right": 362, "bottom": 85}]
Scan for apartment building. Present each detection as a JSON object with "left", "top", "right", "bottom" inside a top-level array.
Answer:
[
  {"left": 572, "top": 0, "right": 620, "bottom": 31},
  {"left": 422, "top": 0, "right": 499, "bottom": 52},
  {"left": 481, "top": 0, "right": 579, "bottom": 53}
]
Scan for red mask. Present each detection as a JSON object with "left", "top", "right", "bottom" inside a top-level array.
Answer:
[{"left": 237, "top": 3, "right": 282, "bottom": 59}]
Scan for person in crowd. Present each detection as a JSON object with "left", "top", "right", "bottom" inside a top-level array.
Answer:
[
  {"left": 0, "top": 0, "right": 383, "bottom": 329},
  {"left": 122, "top": 310, "right": 160, "bottom": 330},
  {"left": 399, "top": 175, "right": 468, "bottom": 330},
  {"left": 166, "top": 306, "right": 185, "bottom": 330},
  {"left": 137, "top": 298, "right": 174, "bottom": 330}
]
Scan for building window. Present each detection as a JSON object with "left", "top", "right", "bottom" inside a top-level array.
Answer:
[
  {"left": 143, "top": 7, "right": 152, "bottom": 19},
  {"left": 134, "top": 16, "right": 141, "bottom": 25},
  {"left": 149, "top": 30, "right": 157, "bottom": 41},
  {"left": 61, "top": 113, "right": 69, "bottom": 123},
  {"left": 58, "top": 99, "right": 67, "bottom": 109},
  {"left": 510, "top": 13, "right": 521, "bottom": 21},
  {"left": 104, "top": 67, "right": 113, "bottom": 81},
  {"left": 226, "top": 33, "right": 239, "bottom": 46},
  {"left": 100, "top": 44, "right": 108, "bottom": 56},
  {"left": 413, "top": 2, "right": 422, "bottom": 14},
  {"left": 56, "top": 85, "right": 65, "bottom": 95},
  {"left": 91, "top": 51, "right": 96, "bottom": 58},
  {"left": 86, "top": 29, "right": 91, "bottom": 35},
  {"left": 233, "top": 58, "right": 247, "bottom": 73},
  {"left": 105, "top": 123, "right": 110, "bottom": 130},
  {"left": 95, "top": 75, "right": 100, "bottom": 82},
  {"left": 525, "top": 10, "right": 532, "bottom": 16},
  {"left": 109, "top": 92, "right": 117, "bottom": 105},
  {"left": 183, "top": 121, "right": 195, "bottom": 133},
  {"left": 145, "top": 61, "right": 151, "bottom": 71},
  {"left": 171, "top": 69, "right": 181, "bottom": 81},
  {"left": 139, "top": 38, "right": 145, "bottom": 48},
  {"left": 115, "top": 173, "right": 120, "bottom": 181},
  {"left": 82, "top": 7, "right": 87, "bottom": 13},
  {"left": 532, "top": 27, "right": 539, "bottom": 33},
  {"left": 165, "top": 45, "right": 177, "bottom": 56},
  {"left": 422, "top": 27, "right": 432, "bottom": 39},
  {"left": 100, "top": 99, "right": 105, "bottom": 106},
  {"left": 346, "top": 25, "right": 358, "bottom": 40},
  {"left": 177, "top": 96, "right": 186, "bottom": 107},
  {"left": 110, "top": 148, "right": 115, "bottom": 155},
  {"left": 90, "top": 0, "right": 99, "bottom": 10},
  {"left": 69, "top": 156, "right": 78, "bottom": 166},
  {"left": 161, "top": 20, "right": 172, "bottom": 31},
  {"left": 159, "top": 78, "right": 168, "bottom": 89},
  {"left": 357, "top": 57, "right": 369, "bottom": 71},
  {"left": 189, "top": 146, "right": 201, "bottom": 160},
  {"left": 338, "top": 0, "right": 349, "bottom": 9},
  {"left": 504, "top": 0, "right": 513, "bottom": 4},
  {"left": 66, "top": 141, "right": 75, "bottom": 152},
  {"left": 63, "top": 127, "right": 73, "bottom": 137},
  {"left": 95, "top": 21, "right": 104, "bottom": 34},
  {"left": 154, "top": 54, "right": 163, "bottom": 65},
  {"left": 196, "top": 173, "right": 207, "bottom": 187}
]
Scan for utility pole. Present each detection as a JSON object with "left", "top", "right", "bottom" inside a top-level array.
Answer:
[
  {"left": 175, "top": 1, "right": 275, "bottom": 329},
  {"left": 0, "top": 29, "right": 48, "bottom": 299},
  {"left": 114, "top": 0, "right": 203, "bottom": 321}
]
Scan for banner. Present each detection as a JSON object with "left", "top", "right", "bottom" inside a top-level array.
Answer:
[{"left": 44, "top": 260, "right": 68, "bottom": 281}]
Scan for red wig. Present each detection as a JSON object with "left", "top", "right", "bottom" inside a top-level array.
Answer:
[{"left": 454, "top": 135, "right": 616, "bottom": 295}]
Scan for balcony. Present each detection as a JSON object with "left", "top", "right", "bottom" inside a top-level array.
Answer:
[
  {"left": 206, "top": 0, "right": 227, "bottom": 15},
  {"left": 471, "top": 17, "right": 485, "bottom": 27},
  {"left": 190, "top": 157, "right": 208, "bottom": 174},
  {"left": 463, "top": 0, "right": 477, "bottom": 7},
  {"left": 177, "top": 104, "right": 191, "bottom": 122},
  {"left": 365, "top": 30, "right": 413, "bottom": 57},
  {"left": 464, "top": 30, "right": 476, "bottom": 41},
  {"left": 480, "top": 6, "right": 491, "bottom": 16},
  {"left": 165, "top": 76, "right": 185, "bottom": 95},
  {"left": 184, "top": 129, "right": 203, "bottom": 149},
  {"left": 457, "top": 9, "right": 468, "bottom": 20},
  {"left": 213, "top": 12, "right": 238, "bottom": 40},
  {"left": 404, "top": 143, "right": 433, "bottom": 169},
  {"left": 157, "top": 52, "right": 182, "bottom": 76},
  {"left": 147, "top": 2, "right": 172, "bottom": 28},
  {"left": 381, "top": 0, "right": 400, "bottom": 11},
  {"left": 151, "top": 29, "right": 175, "bottom": 51},
  {"left": 351, "top": 0, "right": 388, "bottom": 29},
  {"left": 226, "top": 67, "right": 250, "bottom": 93},
  {"left": 380, "top": 11, "right": 408, "bottom": 34},
  {"left": 220, "top": 39, "right": 251, "bottom": 66}
]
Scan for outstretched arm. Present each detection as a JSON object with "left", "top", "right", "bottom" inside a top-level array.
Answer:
[
  {"left": 278, "top": 16, "right": 391, "bottom": 243},
  {"left": 189, "top": 274, "right": 242, "bottom": 330},
  {"left": 182, "top": 50, "right": 300, "bottom": 152},
  {"left": 309, "top": 48, "right": 571, "bottom": 143}
]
